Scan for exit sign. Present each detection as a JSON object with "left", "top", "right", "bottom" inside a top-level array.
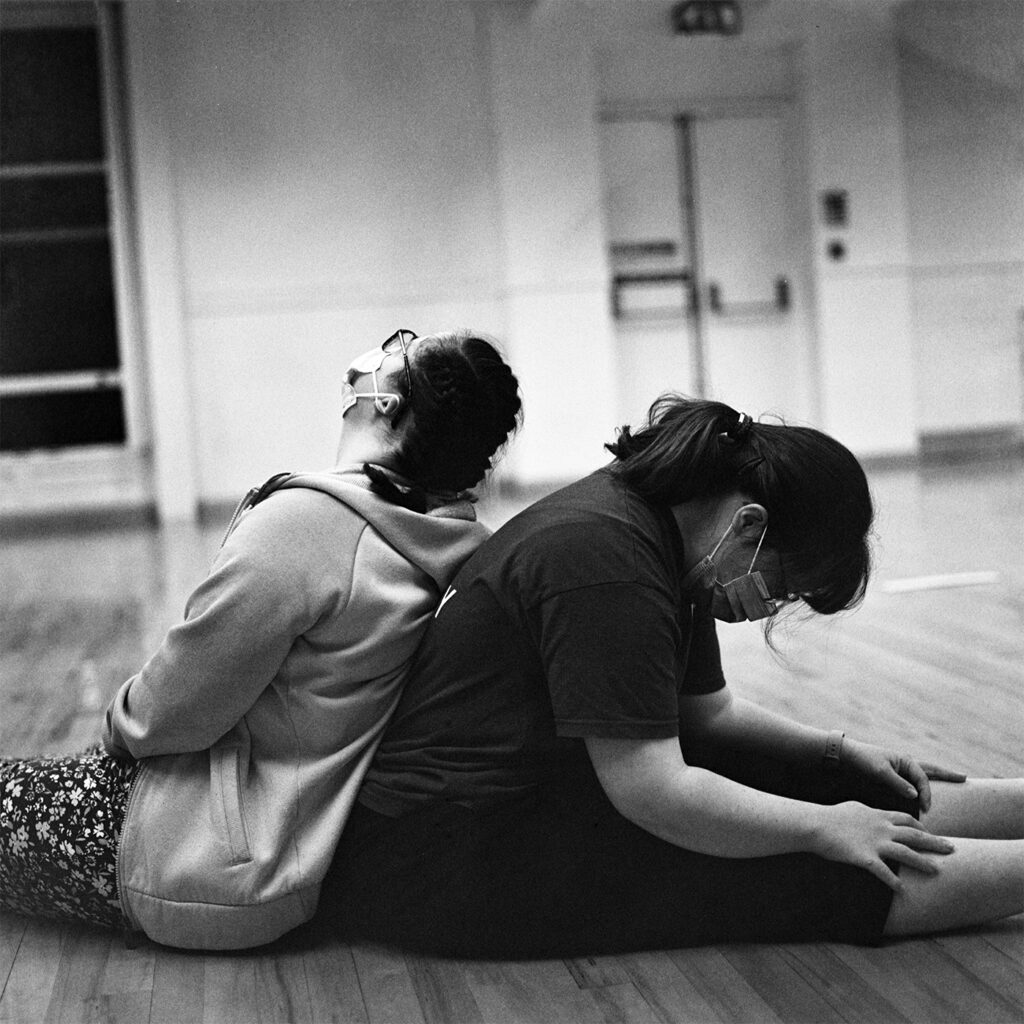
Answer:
[{"left": 672, "top": 0, "right": 743, "bottom": 36}]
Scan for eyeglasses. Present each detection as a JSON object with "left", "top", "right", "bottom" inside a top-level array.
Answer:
[{"left": 383, "top": 329, "right": 417, "bottom": 400}]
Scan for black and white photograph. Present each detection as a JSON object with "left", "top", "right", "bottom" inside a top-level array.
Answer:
[{"left": 1, "top": 1, "right": 1021, "bottom": 1021}]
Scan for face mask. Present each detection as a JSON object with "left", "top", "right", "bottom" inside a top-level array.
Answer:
[
  {"left": 682, "top": 519, "right": 778, "bottom": 622},
  {"left": 341, "top": 346, "right": 403, "bottom": 418}
]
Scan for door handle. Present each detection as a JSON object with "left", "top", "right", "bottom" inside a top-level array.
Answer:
[
  {"left": 707, "top": 276, "right": 790, "bottom": 316},
  {"left": 611, "top": 270, "right": 692, "bottom": 319}
]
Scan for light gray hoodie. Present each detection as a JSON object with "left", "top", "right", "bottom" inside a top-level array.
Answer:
[{"left": 103, "top": 469, "right": 488, "bottom": 949}]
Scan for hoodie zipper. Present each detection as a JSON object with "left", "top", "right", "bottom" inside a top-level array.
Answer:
[
  {"left": 219, "top": 473, "right": 295, "bottom": 548},
  {"left": 219, "top": 486, "right": 260, "bottom": 548},
  {"left": 114, "top": 760, "right": 146, "bottom": 940}
]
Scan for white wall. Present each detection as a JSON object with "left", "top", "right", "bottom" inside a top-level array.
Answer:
[
  {"left": 478, "top": 2, "right": 618, "bottom": 484},
  {"left": 801, "top": 7, "right": 918, "bottom": 456},
  {"left": 114, "top": 0, "right": 1022, "bottom": 521},
  {"left": 122, "top": 0, "right": 620, "bottom": 514},
  {"left": 128, "top": 2, "right": 508, "bottom": 509},
  {"left": 896, "top": 0, "right": 1024, "bottom": 434}
]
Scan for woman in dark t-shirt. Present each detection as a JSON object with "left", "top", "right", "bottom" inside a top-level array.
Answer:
[{"left": 322, "top": 395, "right": 1023, "bottom": 958}]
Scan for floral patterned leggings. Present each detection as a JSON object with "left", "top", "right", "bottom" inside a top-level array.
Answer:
[{"left": 0, "top": 746, "right": 137, "bottom": 930}]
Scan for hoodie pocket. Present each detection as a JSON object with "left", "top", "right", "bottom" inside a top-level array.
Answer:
[{"left": 212, "top": 743, "right": 252, "bottom": 863}]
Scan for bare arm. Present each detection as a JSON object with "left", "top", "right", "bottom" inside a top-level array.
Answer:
[
  {"left": 678, "top": 686, "right": 961, "bottom": 811},
  {"left": 584, "top": 733, "right": 954, "bottom": 891},
  {"left": 678, "top": 686, "right": 830, "bottom": 759}
]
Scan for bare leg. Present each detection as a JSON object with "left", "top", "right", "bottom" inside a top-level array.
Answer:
[
  {"left": 922, "top": 778, "right": 1024, "bottom": 839},
  {"left": 883, "top": 837, "right": 1024, "bottom": 936}
]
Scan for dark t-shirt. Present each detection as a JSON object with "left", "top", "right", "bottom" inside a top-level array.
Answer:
[{"left": 358, "top": 468, "right": 726, "bottom": 816}]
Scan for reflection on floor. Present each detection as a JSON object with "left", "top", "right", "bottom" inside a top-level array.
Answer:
[{"left": 1, "top": 455, "right": 1022, "bottom": 1023}]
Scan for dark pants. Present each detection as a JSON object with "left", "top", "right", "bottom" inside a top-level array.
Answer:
[{"left": 320, "top": 745, "right": 917, "bottom": 959}]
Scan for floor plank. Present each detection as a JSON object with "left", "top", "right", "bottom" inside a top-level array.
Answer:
[
  {"left": 981, "top": 916, "right": 1024, "bottom": 961},
  {"left": 719, "top": 944, "right": 845, "bottom": 1023},
  {"left": 149, "top": 944, "right": 205, "bottom": 1024},
  {"left": 606, "top": 951, "right": 730, "bottom": 1024},
  {"left": 584, "top": 980, "right": 663, "bottom": 1024},
  {"left": 0, "top": 919, "right": 63, "bottom": 1024},
  {"left": 664, "top": 947, "right": 784, "bottom": 1024},
  {"left": 0, "top": 912, "right": 28, "bottom": 1004},
  {"left": 933, "top": 930, "right": 1024, "bottom": 1015},
  {"left": 302, "top": 936, "right": 370, "bottom": 1024},
  {"left": 200, "top": 955, "right": 258, "bottom": 1024},
  {"left": 406, "top": 955, "right": 485, "bottom": 1024},
  {"left": 253, "top": 948, "right": 315, "bottom": 1024},
  {"left": 349, "top": 944, "right": 425, "bottom": 1024},
  {"left": 463, "top": 959, "right": 599, "bottom": 1024},
  {"left": 776, "top": 944, "right": 909, "bottom": 1024}
]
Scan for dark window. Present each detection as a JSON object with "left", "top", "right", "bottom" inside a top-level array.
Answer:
[
  {"left": 1, "top": 390, "right": 125, "bottom": 451},
  {"left": 0, "top": 11, "right": 125, "bottom": 451},
  {"left": 1, "top": 237, "right": 119, "bottom": 375},
  {"left": 0, "top": 27, "right": 105, "bottom": 164}
]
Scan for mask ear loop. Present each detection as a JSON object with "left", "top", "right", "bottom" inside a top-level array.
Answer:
[
  {"left": 708, "top": 522, "right": 732, "bottom": 561},
  {"left": 747, "top": 524, "right": 768, "bottom": 573},
  {"left": 365, "top": 367, "right": 400, "bottom": 419},
  {"left": 370, "top": 355, "right": 408, "bottom": 420},
  {"left": 708, "top": 516, "right": 768, "bottom": 568}
]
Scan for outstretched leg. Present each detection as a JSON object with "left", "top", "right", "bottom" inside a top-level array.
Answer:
[
  {"left": 921, "top": 778, "right": 1024, "bottom": 839},
  {"left": 883, "top": 836, "right": 1023, "bottom": 935}
]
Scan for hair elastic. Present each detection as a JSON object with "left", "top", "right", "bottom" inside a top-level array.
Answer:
[{"left": 719, "top": 411, "right": 754, "bottom": 446}]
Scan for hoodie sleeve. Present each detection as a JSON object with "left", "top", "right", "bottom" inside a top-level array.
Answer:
[{"left": 103, "top": 490, "right": 361, "bottom": 759}]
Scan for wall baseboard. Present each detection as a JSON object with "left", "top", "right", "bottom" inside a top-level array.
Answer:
[
  {"left": 918, "top": 425, "right": 1024, "bottom": 464},
  {"left": 0, "top": 503, "right": 158, "bottom": 540}
]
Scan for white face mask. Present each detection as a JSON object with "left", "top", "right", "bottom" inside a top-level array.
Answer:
[
  {"left": 341, "top": 345, "right": 403, "bottom": 418},
  {"left": 681, "top": 520, "right": 778, "bottom": 622},
  {"left": 340, "top": 380, "right": 402, "bottom": 418}
]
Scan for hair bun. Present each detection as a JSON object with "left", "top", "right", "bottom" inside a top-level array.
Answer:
[{"left": 393, "top": 331, "right": 522, "bottom": 493}]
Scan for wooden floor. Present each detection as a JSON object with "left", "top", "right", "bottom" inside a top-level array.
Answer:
[{"left": 1, "top": 456, "right": 1022, "bottom": 1024}]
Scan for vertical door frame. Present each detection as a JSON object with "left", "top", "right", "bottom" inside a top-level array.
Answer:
[
  {"left": 96, "top": 0, "right": 149, "bottom": 453},
  {"left": 674, "top": 114, "right": 708, "bottom": 397}
]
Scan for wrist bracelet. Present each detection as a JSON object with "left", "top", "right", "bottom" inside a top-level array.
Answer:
[{"left": 823, "top": 730, "right": 845, "bottom": 770}]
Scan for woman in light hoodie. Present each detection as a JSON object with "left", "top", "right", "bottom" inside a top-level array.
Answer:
[{"left": 0, "top": 329, "right": 522, "bottom": 950}]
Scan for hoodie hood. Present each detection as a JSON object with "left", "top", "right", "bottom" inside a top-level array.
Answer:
[{"left": 266, "top": 468, "right": 490, "bottom": 593}]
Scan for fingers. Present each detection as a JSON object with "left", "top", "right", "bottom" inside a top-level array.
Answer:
[
  {"left": 919, "top": 761, "right": 968, "bottom": 783},
  {"left": 863, "top": 857, "right": 903, "bottom": 892},
  {"left": 891, "top": 824, "right": 954, "bottom": 856},
  {"left": 856, "top": 814, "right": 955, "bottom": 889},
  {"left": 885, "top": 844, "right": 943, "bottom": 878},
  {"left": 876, "top": 820, "right": 955, "bottom": 884},
  {"left": 897, "top": 756, "right": 932, "bottom": 811}
]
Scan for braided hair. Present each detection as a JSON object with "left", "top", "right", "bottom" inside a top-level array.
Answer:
[
  {"left": 377, "top": 330, "right": 522, "bottom": 501},
  {"left": 606, "top": 393, "right": 874, "bottom": 617}
]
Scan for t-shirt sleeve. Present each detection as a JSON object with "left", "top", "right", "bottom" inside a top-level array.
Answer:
[
  {"left": 533, "top": 581, "right": 684, "bottom": 739},
  {"left": 678, "top": 603, "right": 727, "bottom": 695}
]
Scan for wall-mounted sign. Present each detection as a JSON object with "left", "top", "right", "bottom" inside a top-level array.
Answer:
[
  {"left": 610, "top": 240, "right": 678, "bottom": 261},
  {"left": 821, "top": 189, "right": 849, "bottom": 227},
  {"left": 672, "top": 0, "right": 743, "bottom": 36}
]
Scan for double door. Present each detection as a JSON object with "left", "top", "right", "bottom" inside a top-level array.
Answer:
[{"left": 601, "top": 113, "right": 809, "bottom": 426}]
